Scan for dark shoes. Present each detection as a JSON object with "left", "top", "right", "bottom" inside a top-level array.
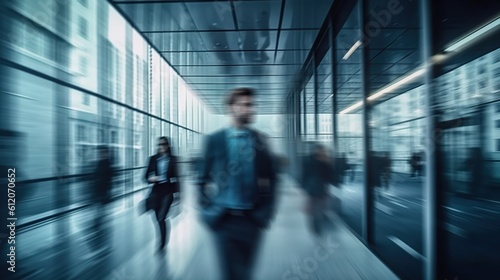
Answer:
[{"left": 155, "top": 246, "right": 166, "bottom": 255}]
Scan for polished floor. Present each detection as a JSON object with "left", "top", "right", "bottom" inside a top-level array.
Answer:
[{"left": 12, "top": 176, "right": 398, "bottom": 280}]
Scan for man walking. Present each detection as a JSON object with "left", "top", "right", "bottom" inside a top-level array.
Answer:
[{"left": 197, "top": 88, "right": 277, "bottom": 280}]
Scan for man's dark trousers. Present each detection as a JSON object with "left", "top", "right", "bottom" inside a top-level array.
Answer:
[{"left": 214, "top": 213, "right": 262, "bottom": 280}]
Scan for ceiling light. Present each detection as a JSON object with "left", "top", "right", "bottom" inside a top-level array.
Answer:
[
  {"left": 431, "top": 54, "right": 447, "bottom": 64},
  {"left": 342, "top": 40, "right": 362, "bottom": 60},
  {"left": 445, "top": 17, "right": 500, "bottom": 52},
  {"left": 339, "top": 100, "right": 363, "bottom": 114},
  {"left": 339, "top": 68, "right": 424, "bottom": 114},
  {"left": 367, "top": 68, "right": 425, "bottom": 101},
  {"left": 321, "top": 18, "right": 497, "bottom": 115}
]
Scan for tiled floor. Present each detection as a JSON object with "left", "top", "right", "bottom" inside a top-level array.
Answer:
[{"left": 11, "top": 176, "right": 398, "bottom": 280}]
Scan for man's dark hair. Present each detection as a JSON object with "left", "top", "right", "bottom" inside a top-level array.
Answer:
[{"left": 226, "top": 87, "right": 255, "bottom": 106}]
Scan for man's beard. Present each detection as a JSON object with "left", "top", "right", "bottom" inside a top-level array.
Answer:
[{"left": 238, "top": 114, "right": 253, "bottom": 125}]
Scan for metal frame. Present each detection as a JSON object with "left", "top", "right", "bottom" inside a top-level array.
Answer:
[
  {"left": 359, "top": 0, "right": 374, "bottom": 245},
  {"left": 330, "top": 20, "right": 338, "bottom": 154},
  {"left": 421, "top": 0, "right": 438, "bottom": 278},
  {"left": 313, "top": 55, "right": 319, "bottom": 137}
]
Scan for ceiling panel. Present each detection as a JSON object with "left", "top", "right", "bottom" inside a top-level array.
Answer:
[
  {"left": 282, "top": 0, "right": 334, "bottom": 29},
  {"left": 110, "top": 0, "right": 337, "bottom": 114},
  {"left": 370, "top": 63, "right": 397, "bottom": 73},
  {"left": 162, "top": 50, "right": 281, "bottom": 64},
  {"left": 191, "top": 85, "right": 288, "bottom": 91},
  {"left": 366, "top": 28, "right": 407, "bottom": 49},
  {"left": 278, "top": 30, "right": 319, "bottom": 50},
  {"left": 185, "top": 2, "right": 235, "bottom": 30},
  {"left": 175, "top": 65, "right": 298, "bottom": 76},
  {"left": 146, "top": 32, "right": 203, "bottom": 52},
  {"left": 367, "top": 0, "right": 419, "bottom": 29},
  {"left": 275, "top": 50, "right": 309, "bottom": 65},
  {"left": 370, "top": 49, "right": 414, "bottom": 64},
  {"left": 397, "top": 50, "right": 420, "bottom": 64},
  {"left": 386, "top": 29, "right": 420, "bottom": 50},
  {"left": 188, "top": 81, "right": 291, "bottom": 85},
  {"left": 198, "top": 30, "right": 278, "bottom": 51},
  {"left": 233, "top": 0, "right": 281, "bottom": 30},
  {"left": 116, "top": 2, "right": 196, "bottom": 32},
  {"left": 380, "top": 63, "right": 418, "bottom": 76},
  {"left": 182, "top": 75, "right": 290, "bottom": 84},
  {"left": 337, "top": 64, "right": 361, "bottom": 75}
]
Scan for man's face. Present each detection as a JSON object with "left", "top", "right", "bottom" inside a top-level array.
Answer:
[{"left": 229, "top": 95, "right": 255, "bottom": 125}]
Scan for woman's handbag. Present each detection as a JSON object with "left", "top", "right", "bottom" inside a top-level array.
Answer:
[{"left": 141, "top": 190, "right": 159, "bottom": 214}]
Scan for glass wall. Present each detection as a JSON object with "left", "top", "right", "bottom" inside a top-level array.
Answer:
[
  {"left": 304, "top": 65, "right": 316, "bottom": 141},
  {"left": 436, "top": 50, "right": 500, "bottom": 278},
  {"left": 1, "top": 0, "right": 212, "bottom": 226},
  {"left": 335, "top": 1, "right": 364, "bottom": 236},
  {"left": 432, "top": 1, "right": 500, "bottom": 277},
  {"left": 284, "top": 0, "right": 500, "bottom": 279},
  {"left": 364, "top": 0, "right": 425, "bottom": 279},
  {"left": 316, "top": 35, "right": 334, "bottom": 148}
]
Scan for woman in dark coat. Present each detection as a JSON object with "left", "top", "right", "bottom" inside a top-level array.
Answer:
[{"left": 144, "top": 136, "right": 180, "bottom": 253}]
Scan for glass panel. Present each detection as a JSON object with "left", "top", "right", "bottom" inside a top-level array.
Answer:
[
  {"left": 178, "top": 79, "right": 187, "bottom": 127},
  {"left": 150, "top": 118, "right": 161, "bottom": 155},
  {"left": 171, "top": 125, "right": 179, "bottom": 156},
  {"left": 300, "top": 89, "right": 306, "bottom": 137},
  {"left": 336, "top": 1, "right": 364, "bottom": 236},
  {"left": 193, "top": 96, "right": 199, "bottom": 131},
  {"left": 305, "top": 73, "right": 315, "bottom": 141},
  {"left": 151, "top": 50, "right": 162, "bottom": 117},
  {"left": 179, "top": 128, "right": 186, "bottom": 159},
  {"left": 160, "top": 62, "right": 171, "bottom": 124},
  {"left": 171, "top": 74, "right": 179, "bottom": 124},
  {"left": 317, "top": 47, "right": 333, "bottom": 147},
  {"left": 133, "top": 111, "right": 147, "bottom": 191},
  {"left": 7, "top": 68, "right": 59, "bottom": 220},
  {"left": 186, "top": 87, "right": 193, "bottom": 129},
  {"left": 1, "top": 0, "right": 212, "bottom": 251},
  {"left": 365, "top": 0, "right": 423, "bottom": 278},
  {"left": 437, "top": 46, "right": 500, "bottom": 278}
]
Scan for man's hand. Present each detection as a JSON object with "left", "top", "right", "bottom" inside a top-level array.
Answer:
[
  {"left": 173, "top": 192, "right": 181, "bottom": 204},
  {"left": 198, "top": 190, "right": 210, "bottom": 207},
  {"left": 148, "top": 176, "right": 159, "bottom": 183}
]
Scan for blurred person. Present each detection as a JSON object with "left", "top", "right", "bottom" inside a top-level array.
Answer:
[
  {"left": 337, "top": 153, "right": 348, "bottom": 185},
  {"left": 197, "top": 88, "right": 277, "bottom": 280},
  {"left": 381, "top": 152, "right": 392, "bottom": 194},
  {"left": 276, "top": 155, "right": 290, "bottom": 174},
  {"left": 348, "top": 152, "right": 356, "bottom": 182},
  {"left": 417, "top": 151, "right": 424, "bottom": 177},
  {"left": 370, "top": 152, "right": 383, "bottom": 199},
  {"left": 462, "top": 147, "right": 482, "bottom": 196},
  {"left": 409, "top": 152, "right": 418, "bottom": 178},
  {"left": 144, "top": 136, "right": 180, "bottom": 254},
  {"left": 302, "top": 143, "right": 332, "bottom": 236},
  {"left": 189, "top": 150, "right": 202, "bottom": 177},
  {"left": 93, "top": 145, "right": 114, "bottom": 205},
  {"left": 89, "top": 145, "right": 114, "bottom": 253}
]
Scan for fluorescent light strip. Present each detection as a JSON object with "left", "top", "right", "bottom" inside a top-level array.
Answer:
[
  {"left": 339, "top": 68, "right": 425, "bottom": 114},
  {"left": 342, "top": 40, "right": 362, "bottom": 60},
  {"left": 367, "top": 68, "right": 425, "bottom": 101},
  {"left": 339, "top": 101, "right": 363, "bottom": 115},
  {"left": 445, "top": 17, "right": 500, "bottom": 52},
  {"left": 339, "top": 17, "right": 499, "bottom": 115}
]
